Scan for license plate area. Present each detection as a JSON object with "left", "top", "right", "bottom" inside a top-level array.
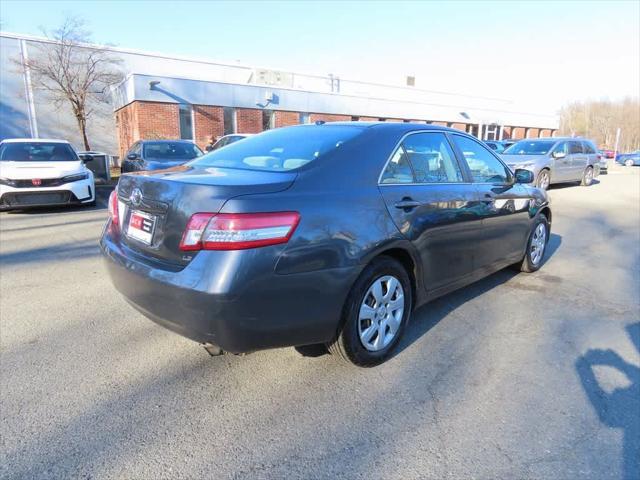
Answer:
[{"left": 127, "top": 210, "right": 156, "bottom": 245}]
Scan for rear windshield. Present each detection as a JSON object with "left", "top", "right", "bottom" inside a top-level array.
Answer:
[
  {"left": 144, "top": 142, "right": 203, "bottom": 160},
  {"left": 190, "top": 125, "right": 364, "bottom": 172},
  {"left": 0, "top": 142, "right": 78, "bottom": 162},
  {"left": 504, "top": 140, "right": 556, "bottom": 155}
]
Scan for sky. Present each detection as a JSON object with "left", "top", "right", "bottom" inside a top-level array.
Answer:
[{"left": 1, "top": 0, "right": 638, "bottom": 114}]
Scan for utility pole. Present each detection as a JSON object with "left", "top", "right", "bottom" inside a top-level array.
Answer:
[{"left": 612, "top": 127, "right": 621, "bottom": 168}]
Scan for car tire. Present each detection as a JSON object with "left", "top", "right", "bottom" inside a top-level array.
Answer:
[
  {"left": 626, "top": 159, "right": 635, "bottom": 167},
  {"left": 327, "top": 256, "right": 412, "bottom": 367},
  {"left": 516, "top": 214, "right": 549, "bottom": 273},
  {"left": 536, "top": 169, "right": 550, "bottom": 190},
  {"left": 581, "top": 166, "right": 594, "bottom": 186}
]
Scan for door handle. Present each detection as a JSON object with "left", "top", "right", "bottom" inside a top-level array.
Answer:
[{"left": 394, "top": 199, "right": 421, "bottom": 209}]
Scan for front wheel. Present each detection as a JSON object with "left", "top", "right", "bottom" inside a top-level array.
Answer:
[
  {"left": 581, "top": 166, "right": 594, "bottom": 186},
  {"left": 516, "top": 214, "right": 549, "bottom": 273},
  {"left": 626, "top": 159, "right": 635, "bottom": 167},
  {"left": 327, "top": 256, "right": 412, "bottom": 367},
  {"left": 536, "top": 169, "right": 550, "bottom": 190}
]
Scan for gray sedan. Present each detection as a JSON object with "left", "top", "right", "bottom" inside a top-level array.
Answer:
[
  {"left": 502, "top": 137, "right": 600, "bottom": 189},
  {"left": 101, "top": 123, "right": 551, "bottom": 366}
]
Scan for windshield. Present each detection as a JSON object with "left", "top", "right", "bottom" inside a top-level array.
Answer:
[
  {"left": 0, "top": 142, "right": 78, "bottom": 162},
  {"left": 143, "top": 142, "right": 203, "bottom": 160},
  {"left": 191, "top": 125, "right": 364, "bottom": 172},
  {"left": 504, "top": 140, "right": 556, "bottom": 155}
]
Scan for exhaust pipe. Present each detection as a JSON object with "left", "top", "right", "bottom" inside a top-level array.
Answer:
[{"left": 202, "top": 343, "right": 224, "bottom": 356}]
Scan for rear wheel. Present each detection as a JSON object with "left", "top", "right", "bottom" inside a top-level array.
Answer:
[
  {"left": 626, "top": 159, "right": 635, "bottom": 167},
  {"left": 581, "top": 166, "right": 594, "bottom": 186},
  {"left": 327, "top": 256, "right": 412, "bottom": 367},
  {"left": 516, "top": 214, "right": 549, "bottom": 273},
  {"left": 536, "top": 169, "right": 550, "bottom": 190}
]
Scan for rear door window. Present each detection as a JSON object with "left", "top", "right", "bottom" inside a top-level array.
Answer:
[
  {"left": 380, "top": 132, "right": 464, "bottom": 184},
  {"left": 569, "top": 141, "right": 584, "bottom": 154},
  {"left": 583, "top": 142, "right": 596, "bottom": 154},
  {"left": 402, "top": 133, "right": 463, "bottom": 183}
]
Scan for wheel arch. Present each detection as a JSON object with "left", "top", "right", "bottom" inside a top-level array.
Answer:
[{"left": 539, "top": 206, "right": 552, "bottom": 225}]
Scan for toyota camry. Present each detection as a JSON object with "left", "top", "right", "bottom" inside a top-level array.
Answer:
[{"left": 101, "top": 123, "right": 551, "bottom": 366}]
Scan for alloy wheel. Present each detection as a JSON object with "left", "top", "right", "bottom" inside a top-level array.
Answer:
[
  {"left": 537, "top": 171, "right": 550, "bottom": 190},
  {"left": 358, "top": 275, "right": 405, "bottom": 352},
  {"left": 530, "top": 223, "right": 547, "bottom": 266},
  {"left": 584, "top": 167, "right": 593, "bottom": 185},
  {"left": 626, "top": 160, "right": 634, "bottom": 167}
]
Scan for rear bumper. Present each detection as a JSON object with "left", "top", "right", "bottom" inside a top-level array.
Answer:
[
  {"left": 0, "top": 180, "right": 95, "bottom": 209},
  {"left": 100, "top": 225, "right": 360, "bottom": 353}
]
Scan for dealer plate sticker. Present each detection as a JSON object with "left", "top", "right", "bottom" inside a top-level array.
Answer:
[{"left": 127, "top": 210, "right": 156, "bottom": 245}]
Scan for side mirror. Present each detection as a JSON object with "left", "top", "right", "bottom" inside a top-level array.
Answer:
[
  {"left": 552, "top": 151, "right": 566, "bottom": 159},
  {"left": 127, "top": 153, "right": 138, "bottom": 160},
  {"left": 514, "top": 168, "right": 534, "bottom": 184},
  {"left": 79, "top": 154, "right": 93, "bottom": 162}
]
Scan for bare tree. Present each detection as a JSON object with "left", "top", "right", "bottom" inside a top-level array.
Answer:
[
  {"left": 559, "top": 97, "right": 640, "bottom": 153},
  {"left": 19, "top": 17, "right": 122, "bottom": 150}
]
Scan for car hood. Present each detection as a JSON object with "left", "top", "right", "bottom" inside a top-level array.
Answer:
[
  {"left": 501, "top": 154, "right": 546, "bottom": 167},
  {"left": 0, "top": 160, "right": 86, "bottom": 179}
]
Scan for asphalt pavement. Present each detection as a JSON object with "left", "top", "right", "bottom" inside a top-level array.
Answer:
[{"left": 1, "top": 169, "right": 639, "bottom": 479}]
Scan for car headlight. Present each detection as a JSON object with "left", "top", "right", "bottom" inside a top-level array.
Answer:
[
  {"left": 0, "top": 177, "right": 17, "bottom": 187},
  {"left": 62, "top": 173, "right": 89, "bottom": 183}
]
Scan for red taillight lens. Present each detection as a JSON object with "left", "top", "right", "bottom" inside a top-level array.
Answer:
[
  {"left": 108, "top": 190, "right": 119, "bottom": 227},
  {"left": 179, "top": 212, "right": 300, "bottom": 251}
]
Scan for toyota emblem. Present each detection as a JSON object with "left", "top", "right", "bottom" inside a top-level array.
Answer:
[{"left": 129, "top": 188, "right": 143, "bottom": 207}]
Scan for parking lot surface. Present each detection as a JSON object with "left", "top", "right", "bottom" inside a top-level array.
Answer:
[{"left": 1, "top": 169, "right": 639, "bottom": 479}]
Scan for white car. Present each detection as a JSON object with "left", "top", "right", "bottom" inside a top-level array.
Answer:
[{"left": 0, "top": 138, "right": 96, "bottom": 210}]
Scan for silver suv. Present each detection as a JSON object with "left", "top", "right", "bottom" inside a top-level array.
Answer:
[{"left": 501, "top": 137, "right": 600, "bottom": 189}]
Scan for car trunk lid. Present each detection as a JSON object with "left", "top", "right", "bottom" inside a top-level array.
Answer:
[{"left": 116, "top": 166, "right": 296, "bottom": 267}]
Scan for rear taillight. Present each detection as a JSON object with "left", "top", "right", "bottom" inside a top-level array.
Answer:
[
  {"left": 108, "top": 190, "right": 119, "bottom": 228},
  {"left": 179, "top": 212, "right": 300, "bottom": 251}
]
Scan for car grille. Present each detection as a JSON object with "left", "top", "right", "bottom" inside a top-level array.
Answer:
[
  {"left": 1, "top": 191, "right": 75, "bottom": 207},
  {"left": 12, "top": 178, "right": 67, "bottom": 188}
]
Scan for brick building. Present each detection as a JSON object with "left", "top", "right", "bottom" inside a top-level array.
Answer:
[
  {"left": 113, "top": 73, "right": 558, "bottom": 156},
  {"left": 0, "top": 32, "right": 558, "bottom": 155}
]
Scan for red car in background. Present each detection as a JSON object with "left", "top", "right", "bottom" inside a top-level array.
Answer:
[{"left": 599, "top": 149, "right": 615, "bottom": 159}]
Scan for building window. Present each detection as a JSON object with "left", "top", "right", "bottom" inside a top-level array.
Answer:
[
  {"left": 223, "top": 107, "right": 236, "bottom": 135},
  {"left": 262, "top": 110, "right": 274, "bottom": 130},
  {"left": 179, "top": 104, "right": 194, "bottom": 140},
  {"left": 299, "top": 112, "right": 310, "bottom": 124},
  {"left": 351, "top": 116, "right": 360, "bottom": 121}
]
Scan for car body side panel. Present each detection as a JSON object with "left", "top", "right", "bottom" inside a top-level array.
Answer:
[{"left": 378, "top": 183, "right": 483, "bottom": 291}]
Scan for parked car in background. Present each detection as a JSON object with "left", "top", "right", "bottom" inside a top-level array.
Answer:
[
  {"left": 102, "top": 123, "right": 551, "bottom": 366},
  {"left": 0, "top": 138, "right": 95, "bottom": 210},
  {"left": 206, "top": 134, "right": 253, "bottom": 152},
  {"left": 615, "top": 150, "right": 640, "bottom": 167},
  {"left": 121, "top": 140, "right": 203, "bottom": 173},
  {"left": 484, "top": 140, "right": 509, "bottom": 153},
  {"left": 502, "top": 140, "right": 517, "bottom": 149},
  {"left": 600, "top": 149, "right": 615, "bottom": 159},
  {"left": 502, "top": 137, "right": 600, "bottom": 189}
]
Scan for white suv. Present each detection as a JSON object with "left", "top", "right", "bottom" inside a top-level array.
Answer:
[{"left": 0, "top": 138, "right": 96, "bottom": 210}]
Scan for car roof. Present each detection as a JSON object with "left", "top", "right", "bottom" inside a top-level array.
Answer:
[{"left": 0, "top": 138, "right": 71, "bottom": 144}]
